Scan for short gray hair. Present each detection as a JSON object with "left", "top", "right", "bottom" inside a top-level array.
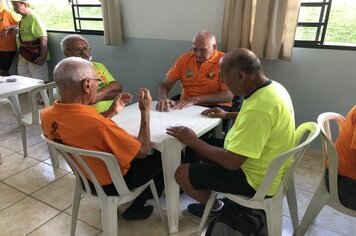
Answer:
[
  {"left": 60, "top": 34, "right": 89, "bottom": 52},
  {"left": 193, "top": 31, "right": 216, "bottom": 46},
  {"left": 53, "top": 57, "right": 95, "bottom": 89}
]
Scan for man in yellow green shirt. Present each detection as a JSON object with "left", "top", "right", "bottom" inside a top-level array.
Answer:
[
  {"left": 167, "top": 48, "right": 295, "bottom": 217},
  {"left": 61, "top": 34, "right": 123, "bottom": 118}
]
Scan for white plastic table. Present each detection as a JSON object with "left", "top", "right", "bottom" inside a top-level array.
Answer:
[
  {"left": 0, "top": 76, "right": 44, "bottom": 124},
  {"left": 111, "top": 102, "right": 222, "bottom": 233}
]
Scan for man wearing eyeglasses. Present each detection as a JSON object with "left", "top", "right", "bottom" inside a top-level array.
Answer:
[
  {"left": 156, "top": 31, "right": 233, "bottom": 112},
  {"left": 61, "top": 34, "right": 123, "bottom": 118},
  {"left": 41, "top": 57, "right": 164, "bottom": 221}
]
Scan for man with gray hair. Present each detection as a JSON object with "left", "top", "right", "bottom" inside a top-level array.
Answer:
[
  {"left": 156, "top": 31, "right": 233, "bottom": 111},
  {"left": 41, "top": 57, "right": 164, "bottom": 221},
  {"left": 60, "top": 34, "right": 122, "bottom": 118}
]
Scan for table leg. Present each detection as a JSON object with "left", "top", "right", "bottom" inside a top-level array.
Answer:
[
  {"left": 8, "top": 95, "right": 22, "bottom": 124},
  {"left": 161, "top": 139, "right": 183, "bottom": 233}
]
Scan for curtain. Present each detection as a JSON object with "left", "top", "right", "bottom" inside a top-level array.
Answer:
[
  {"left": 222, "top": 0, "right": 301, "bottom": 61},
  {"left": 100, "top": 0, "right": 123, "bottom": 45}
]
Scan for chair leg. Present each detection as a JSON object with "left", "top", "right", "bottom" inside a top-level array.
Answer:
[
  {"left": 100, "top": 197, "right": 118, "bottom": 236},
  {"left": 295, "top": 183, "right": 330, "bottom": 236},
  {"left": 149, "top": 181, "right": 165, "bottom": 222},
  {"left": 265, "top": 199, "right": 283, "bottom": 236},
  {"left": 71, "top": 178, "right": 82, "bottom": 236},
  {"left": 47, "top": 143, "right": 59, "bottom": 168},
  {"left": 20, "top": 124, "right": 27, "bottom": 157},
  {"left": 198, "top": 192, "right": 217, "bottom": 234},
  {"left": 286, "top": 180, "right": 299, "bottom": 232}
]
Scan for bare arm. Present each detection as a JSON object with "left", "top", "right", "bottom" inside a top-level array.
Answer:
[
  {"left": 35, "top": 36, "right": 48, "bottom": 65},
  {"left": 201, "top": 107, "right": 238, "bottom": 120},
  {"left": 156, "top": 77, "right": 177, "bottom": 111},
  {"left": 166, "top": 126, "right": 246, "bottom": 170},
  {"left": 95, "top": 81, "right": 122, "bottom": 103},
  {"left": 101, "top": 92, "right": 132, "bottom": 118},
  {"left": 135, "top": 88, "right": 152, "bottom": 159},
  {"left": 173, "top": 90, "right": 233, "bottom": 110}
]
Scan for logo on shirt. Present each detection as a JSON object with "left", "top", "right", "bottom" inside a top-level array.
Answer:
[
  {"left": 50, "top": 121, "right": 63, "bottom": 144},
  {"left": 186, "top": 69, "right": 194, "bottom": 77},
  {"left": 206, "top": 73, "right": 216, "bottom": 80}
]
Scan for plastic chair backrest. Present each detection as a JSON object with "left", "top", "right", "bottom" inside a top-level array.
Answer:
[
  {"left": 250, "top": 122, "right": 320, "bottom": 201},
  {"left": 28, "top": 82, "right": 57, "bottom": 125},
  {"left": 317, "top": 112, "right": 345, "bottom": 201},
  {"left": 41, "top": 134, "right": 131, "bottom": 197}
]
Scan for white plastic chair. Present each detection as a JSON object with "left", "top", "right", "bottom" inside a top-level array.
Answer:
[
  {"left": 295, "top": 112, "right": 356, "bottom": 235},
  {"left": 21, "top": 82, "right": 59, "bottom": 167},
  {"left": 42, "top": 134, "right": 164, "bottom": 236},
  {"left": 198, "top": 122, "right": 320, "bottom": 236}
]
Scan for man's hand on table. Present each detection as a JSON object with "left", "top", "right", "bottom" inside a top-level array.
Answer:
[
  {"left": 201, "top": 107, "right": 227, "bottom": 118},
  {"left": 156, "top": 97, "right": 175, "bottom": 112},
  {"left": 166, "top": 126, "right": 197, "bottom": 146}
]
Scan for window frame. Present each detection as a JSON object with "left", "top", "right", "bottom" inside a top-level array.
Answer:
[
  {"left": 47, "top": 0, "right": 104, "bottom": 35},
  {"left": 294, "top": 0, "right": 356, "bottom": 51}
]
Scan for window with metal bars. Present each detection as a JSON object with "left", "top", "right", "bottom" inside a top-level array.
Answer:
[
  {"left": 71, "top": 0, "right": 103, "bottom": 34},
  {"left": 295, "top": 0, "right": 356, "bottom": 50}
]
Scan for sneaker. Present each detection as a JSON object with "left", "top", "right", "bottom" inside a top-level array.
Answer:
[
  {"left": 122, "top": 205, "right": 153, "bottom": 221},
  {"left": 187, "top": 201, "right": 223, "bottom": 218}
]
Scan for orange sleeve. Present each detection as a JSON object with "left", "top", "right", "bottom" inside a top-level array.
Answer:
[{"left": 166, "top": 54, "right": 186, "bottom": 81}]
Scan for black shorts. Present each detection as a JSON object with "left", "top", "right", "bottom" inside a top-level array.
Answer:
[
  {"left": 0, "top": 51, "right": 16, "bottom": 71},
  {"left": 189, "top": 161, "right": 256, "bottom": 197}
]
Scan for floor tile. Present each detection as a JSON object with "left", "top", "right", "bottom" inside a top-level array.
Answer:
[
  {"left": 32, "top": 173, "right": 76, "bottom": 210},
  {"left": 28, "top": 212, "right": 100, "bottom": 236},
  {"left": 26, "top": 141, "right": 51, "bottom": 161},
  {"left": 0, "top": 152, "right": 39, "bottom": 180},
  {"left": 0, "top": 182, "right": 26, "bottom": 211},
  {"left": 43, "top": 154, "right": 72, "bottom": 172},
  {"left": 64, "top": 196, "right": 103, "bottom": 230},
  {"left": 3, "top": 162, "right": 67, "bottom": 194},
  {"left": 0, "top": 196, "right": 59, "bottom": 236}
]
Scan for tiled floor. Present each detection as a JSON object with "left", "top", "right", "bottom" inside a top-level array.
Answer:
[{"left": 0, "top": 95, "right": 355, "bottom": 236}]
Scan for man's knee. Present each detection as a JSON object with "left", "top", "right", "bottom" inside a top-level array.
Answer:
[{"left": 175, "top": 164, "right": 190, "bottom": 187}]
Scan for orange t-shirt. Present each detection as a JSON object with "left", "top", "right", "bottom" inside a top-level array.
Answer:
[
  {"left": 0, "top": 7, "right": 19, "bottom": 51},
  {"left": 40, "top": 101, "right": 141, "bottom": 185},
  {"left": 166, "top": 50, "right": 232, "bottom": 107},
  {"left": 335, "top": 105, "right": 356, "bottom": 180}
]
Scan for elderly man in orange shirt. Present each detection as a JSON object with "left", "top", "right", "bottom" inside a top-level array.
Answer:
[{"left": 156, "top": 31, "right": 233, "bottom": 112}]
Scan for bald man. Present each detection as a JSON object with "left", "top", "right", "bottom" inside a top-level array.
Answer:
[
  {"left": 167, "top": 48, "right": 295, "bottom": 217},
  {"left": 41, "top": 57, "right": 164, "bottom": 221},
  {"left": 156, "top": 31, "right": 233, "bottom": 112}
]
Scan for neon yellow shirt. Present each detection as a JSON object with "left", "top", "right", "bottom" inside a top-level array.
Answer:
[
  {"left": 17, "top": 12, "right": 50, "bottom": 63},
  {"left": 224, "top": 81, "right": 295, "bottom": 196},
  {"left": 91, "top": 62, "right": 116, "bottom": 113}
]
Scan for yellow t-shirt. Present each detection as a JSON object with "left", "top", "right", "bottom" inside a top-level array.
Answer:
[
  {"left": 224, "top": 81, "right": 295, "bottom": 196},
  {"left": 91, "top": 61, "right": 117, "bottom": 113}
]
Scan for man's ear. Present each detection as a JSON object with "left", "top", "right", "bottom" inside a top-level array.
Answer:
[
  {"left": 81, "top": 79, "right": 91, "bottom": 94},
  {"left": 236, "top": 70, "right": 246, "bottom": 81},
  {"left": 213, "top": 44, "right": 217, "bottom": 50}
]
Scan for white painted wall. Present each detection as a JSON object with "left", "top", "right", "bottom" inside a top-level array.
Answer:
[{"left": 120, "top": 0, "right": 225, "bottom": 42}]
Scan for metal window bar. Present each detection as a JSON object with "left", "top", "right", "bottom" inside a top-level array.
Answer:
[
  {"left": 71, "top": 0, "right": 102, "bottom": 32},
  {"left": 296, "top": 0, "right": 332, "bottom": 46}
]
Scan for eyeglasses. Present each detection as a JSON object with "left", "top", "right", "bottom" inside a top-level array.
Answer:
[
  {"left": 67, "top": 46, "right": 91, "bottom": 53},
  {"left": 191, "top": 45, "right": 213, "bottom": 54},
  {"left": 81, "top": 77, "right": 104, "bottom": 86}
]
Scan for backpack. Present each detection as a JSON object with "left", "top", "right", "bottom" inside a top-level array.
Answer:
[{"left": 206, "top": 199, "right": 268, "bottom": 236}]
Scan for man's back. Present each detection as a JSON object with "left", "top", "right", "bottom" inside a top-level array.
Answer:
[
  {"left": 336, "top": 105, "right": 356, "bottom": 180},
  {"left": 41, "top": 101, "right": 140, "bottom": 185},
  {"left": 224, "top": 81, "right": 295, "bottom": 196}
]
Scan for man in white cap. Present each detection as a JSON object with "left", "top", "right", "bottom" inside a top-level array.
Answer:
[{"left": 10, "top": 0, "right": 49, "bottom": 82}]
